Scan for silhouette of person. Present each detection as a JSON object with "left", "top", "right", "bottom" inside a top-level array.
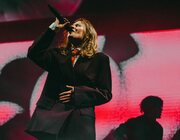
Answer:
[{"left": 105, "top": 95, "right": 163, "bottom": 140}]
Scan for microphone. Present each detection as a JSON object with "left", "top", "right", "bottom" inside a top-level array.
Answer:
[{"left": 48, "top": 4, "right": 73, "bottom": 32}]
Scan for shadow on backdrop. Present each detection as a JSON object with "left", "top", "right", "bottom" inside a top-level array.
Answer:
[{"left": 103, "top": 96, "right": 163, "bottom": 140}]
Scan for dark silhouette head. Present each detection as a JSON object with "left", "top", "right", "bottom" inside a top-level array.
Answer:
[{"left": 140, "top": 96, "right": 163, "bottom": 119}]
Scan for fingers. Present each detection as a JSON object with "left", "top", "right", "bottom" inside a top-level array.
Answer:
[
  {"left": 66, "top": 85, "right": 74, "bottom": 92},
  {"left": 63, "top": 18, "right": 69, "bottom": 23},
  {"left": 59, "top": 90, "right": 72, "bottom": 96},
  {"left": 59, "top": 85, "right": 74, "bottom": 103},
  {"left": 59, "top": 90, "right": 72, "bottom": 103},
  {"left": 55, "top": 18, "right": 59, "bottom": 24},
  {"left": 59, "top": 93, "right": 71, "bottom": 103},
  {"left": 54, "top": 18, "right": 70, "bottom": 29}
]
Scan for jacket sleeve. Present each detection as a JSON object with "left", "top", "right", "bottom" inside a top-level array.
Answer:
[
  {"left": 27, "top": 28, "right": 56, "bottom": 71},
  {"left": 71, "top": 54, "right": 112, "bottom": 108}
]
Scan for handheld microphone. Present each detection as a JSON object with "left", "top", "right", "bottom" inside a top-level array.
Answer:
[{"left": 48, "top": 4, "right": 73, "bottom": 32}]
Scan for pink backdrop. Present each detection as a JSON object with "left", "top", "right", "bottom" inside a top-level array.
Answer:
[{"left": 0, "top": 29, "right": 180, "bottom": 140}]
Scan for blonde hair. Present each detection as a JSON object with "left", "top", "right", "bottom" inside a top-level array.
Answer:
[{"left": 58, "top": 18, "right": 98, "bottom": 58}]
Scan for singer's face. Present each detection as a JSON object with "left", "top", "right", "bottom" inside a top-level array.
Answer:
[{"left": 68, "top": 21, "right": 86, "bottom": 40}]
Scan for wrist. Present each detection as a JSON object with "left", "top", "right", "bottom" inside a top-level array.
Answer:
[{"left": 49, "top": 22, "right": 57, "bottom": 30}]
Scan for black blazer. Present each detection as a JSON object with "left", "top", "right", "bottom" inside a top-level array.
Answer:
[{"left": 26, "top": 28, "right": 112, "bottom": 139}]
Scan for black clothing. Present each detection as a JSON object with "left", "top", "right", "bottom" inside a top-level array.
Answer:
[
  {"left": 25, "top": 28, "right": 112, "bottom": 140},
  {"left": 115, "top": 115, "right": 163, "bottom": 140}
]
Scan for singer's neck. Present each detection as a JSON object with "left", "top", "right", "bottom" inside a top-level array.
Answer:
[{"left": 69, "top": 38, "right": 82, "bottom": 48}]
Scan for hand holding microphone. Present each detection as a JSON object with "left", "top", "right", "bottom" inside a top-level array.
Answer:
[{"left": 48, "top": 4, "right": 73, "bottom": 32}]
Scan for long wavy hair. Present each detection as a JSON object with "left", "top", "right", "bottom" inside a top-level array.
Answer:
[{"left": 58, "top": 18, "right": 98, "bottom": 58}]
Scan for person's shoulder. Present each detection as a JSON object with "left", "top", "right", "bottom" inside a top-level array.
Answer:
[
  {"left": 126, "top": 117, "right": 137, "bottom": 123},
  {"left": 95, "top": 52, "right": 109, "bottom": 57},
  {"left": 94, "top": 52, "right": 110, "bottom": 61},
  {"left": 125, "top": 116, "right": 143, "bottom": 126},
  {"left": 155, "top": 120, "right": 163, "bottom": 130}
]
